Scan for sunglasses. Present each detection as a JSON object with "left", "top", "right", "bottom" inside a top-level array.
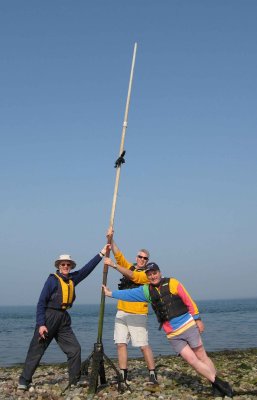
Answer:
[
  {"left": 137, "top": 255, "right": 149, "bottom": 260},
  {"left": 60, "top": 263, "right": 71, "bottom": 267}
]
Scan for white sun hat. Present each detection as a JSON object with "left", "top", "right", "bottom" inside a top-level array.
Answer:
[{"left": 54, "top": 254, "right": 76, "bottom": 269}]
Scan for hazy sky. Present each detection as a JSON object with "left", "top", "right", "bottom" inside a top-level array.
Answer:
[{"left": 1, "top": 1, "right": 256, "bottom": 305}]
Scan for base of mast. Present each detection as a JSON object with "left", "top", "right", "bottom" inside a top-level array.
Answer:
[{"left": 81, "top": 342, "right": 130, "bottom": 395}]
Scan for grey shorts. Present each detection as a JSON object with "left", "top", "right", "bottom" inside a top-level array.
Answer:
[{"left": 168, "top": 324, "right": 203, "bottom": 354}]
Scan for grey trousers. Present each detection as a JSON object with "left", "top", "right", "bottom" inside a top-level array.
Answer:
[{"left": 19, "top": 308, "right": 81, "bottom": 385}]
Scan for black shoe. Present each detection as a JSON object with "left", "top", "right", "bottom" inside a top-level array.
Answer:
[
  {"left": 212, "top": 382, "right": 224, "bottom": 397},
  {"left": 17, "top": 383, "right": 29, "bottom": 390},
  {"left": 70, "top": 377, "right": 88, "bottom": 388},
  {"left": 17, "top": 378, "right": 30, "bottom": 391},
  {"left": 213, "top": 377, "right": 234, "bottom": 398},
  {"left": 149, "top": 372, "right": 158, "bottom": 385},
  {"left": 119, "top": 369, "right": 131, "bottom": 385},
  {"left": 69, "top": 375, "right": 85, "bottom": 388}
]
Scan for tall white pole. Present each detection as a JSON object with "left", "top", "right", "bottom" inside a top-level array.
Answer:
[
  {"left": 97, "top": 42, "right": 138, "bottom": 343},
  {"left": 110, "top": 42, "right": 137, "bottom": 227}
]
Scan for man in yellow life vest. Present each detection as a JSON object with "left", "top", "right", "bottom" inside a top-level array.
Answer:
[
  {"left": 18, "top": 244, "right": 110, "bottom": 391},
  {"left": 107, "top": 227, "right": 157, "bottom": 385}
]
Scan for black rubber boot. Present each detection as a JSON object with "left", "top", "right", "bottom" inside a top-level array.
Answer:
[
  {"left": 120, "top": 369, "right": 131, "bottom": 384},
  {"left": 18, "top": 377, "right": 31, "bottom": 391},
  {"left": 213, "top": 376, "right": 234, "bottom": 398},
  {"left": 212, "top": 382, "right": 224, "bottom": 397},
  {"left": 149, "top": 369, "right": 158, "bottom": 385}
]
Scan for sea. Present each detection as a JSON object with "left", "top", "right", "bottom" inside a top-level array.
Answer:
[{"left": 0, "top": 298, "right": 257, "bottom": 367}]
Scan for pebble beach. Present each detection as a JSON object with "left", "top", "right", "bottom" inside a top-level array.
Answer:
[{"left": 1, "top": 348, "right": 257, "bottom": 399}]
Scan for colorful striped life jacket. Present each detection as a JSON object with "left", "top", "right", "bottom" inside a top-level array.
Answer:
[{"left": 148, "top": 277, "right": 188, "bottom": 323}]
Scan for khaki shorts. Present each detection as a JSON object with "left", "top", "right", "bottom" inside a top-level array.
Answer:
[
  {"left": 114, "top": 310, "right": 149, "bottom": 347},
  {"left": 168, "top": 324, "right": 203, "bottom": 354}
]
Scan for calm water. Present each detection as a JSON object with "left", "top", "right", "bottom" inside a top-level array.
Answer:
[{"left": 0, "top": 298, "right": 256, "bottom": 367}]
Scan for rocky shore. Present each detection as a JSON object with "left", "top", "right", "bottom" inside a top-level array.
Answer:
[{"left": 1, "top": 348, "right": 257, "bottom": 399}]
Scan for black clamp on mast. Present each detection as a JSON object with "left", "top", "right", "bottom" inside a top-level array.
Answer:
[{"left": 114, "top": 150, "right": 126, "bottom": 168}]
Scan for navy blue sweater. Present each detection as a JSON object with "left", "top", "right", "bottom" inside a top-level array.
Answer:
[{"left": 36, "top": 254, "right": 102, "bottom": 326}]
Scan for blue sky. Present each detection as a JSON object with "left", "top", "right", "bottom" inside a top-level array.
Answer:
[{"left": 1, "top": 1, "right": 256, "bottom": 305}]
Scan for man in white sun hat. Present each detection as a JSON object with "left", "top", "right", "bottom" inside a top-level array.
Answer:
[{"left": 18, "top": 244, "right": 110, "bottom": 391}]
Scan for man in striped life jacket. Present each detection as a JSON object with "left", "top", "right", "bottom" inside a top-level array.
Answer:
[{"left": 103, "top": 260, "right": 234, "bottom": 398}]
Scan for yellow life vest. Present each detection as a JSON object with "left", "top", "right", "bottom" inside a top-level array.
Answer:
[{"left": 54, "top": 273, "right": 75, "bottom": 310}]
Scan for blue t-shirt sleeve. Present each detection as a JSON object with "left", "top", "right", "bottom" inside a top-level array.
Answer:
[
  {"left": 112, "top": 286, "right": 147, "bottom": 302},
  {"left": 36, "top": 276, "right": 57, "bottom": 326},
  {"left": 71, "top": 254, "right": 102, "bottom": 285}
]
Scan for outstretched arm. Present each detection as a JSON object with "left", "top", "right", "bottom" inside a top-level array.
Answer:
[
  {"left": 104, "top": 257, "right": 134, "bottom": 279},
  {"left": 102, "top": 283, "right": 147, "bottom": 302},
  {"left": 104, "top": 257, "right": 149, "bottom": 284},
  {"left": 72, "top": 244, "right": 111, "bottom": 285}
]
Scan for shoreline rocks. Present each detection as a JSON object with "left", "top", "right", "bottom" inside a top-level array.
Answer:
[{"left": 1, "top": 348, "right": 257, "bottom": 399}]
